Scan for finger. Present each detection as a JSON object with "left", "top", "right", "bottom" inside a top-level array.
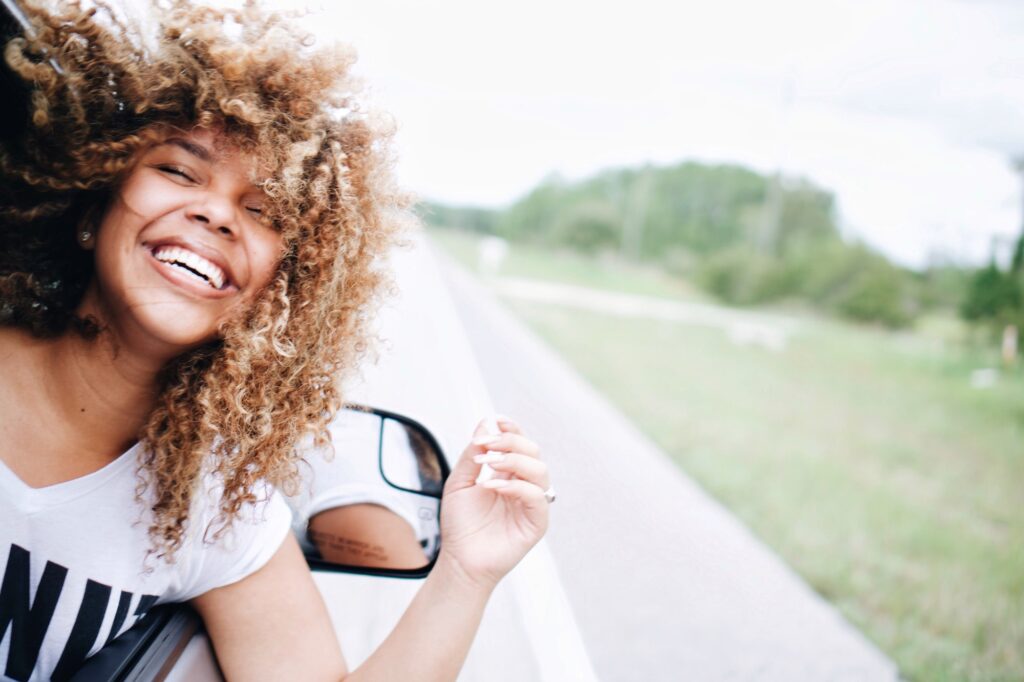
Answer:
[
  {"left": 473, "top": 452, "right": 549, "bottom": 489},
  {"left": 495, "top": 415, "right": 524, "bottom": 435},
  {"left": 479, "top": 478, "right": 549, "bottom": 514},
  {"left": 448, "top": 419, "right": 495, "bottom": 487},
  {"left": 472, "top": 419, "right": 491, "bottom": 440},
  {"left": 471, "top": 432, "right": 540, "bottom": 459}
]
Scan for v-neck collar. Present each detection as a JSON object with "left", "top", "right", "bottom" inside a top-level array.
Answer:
[{"left": 0, "top": 441, "right": 142, "bottom": 511}]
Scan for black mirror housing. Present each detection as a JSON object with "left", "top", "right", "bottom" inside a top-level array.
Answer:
[{"left": 289, "top": 405, "right": 450, "bottom": 580}]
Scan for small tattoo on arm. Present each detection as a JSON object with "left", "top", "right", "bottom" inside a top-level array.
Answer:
[{"left": 308, "top": 530, "right": 390, "bottom": 562}]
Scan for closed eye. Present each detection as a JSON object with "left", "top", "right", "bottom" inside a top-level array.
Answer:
[{"left": 156, "top": 165, "right": 197, "bottom": 183}]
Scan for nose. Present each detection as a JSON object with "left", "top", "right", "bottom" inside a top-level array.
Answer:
[{"left": 186, "top": 194, "right": 237, "bottom": 238}]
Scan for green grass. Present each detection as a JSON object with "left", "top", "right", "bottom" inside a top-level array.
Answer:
[{"left": 429, "top": 227, "right": 1024, "bottom": 682}]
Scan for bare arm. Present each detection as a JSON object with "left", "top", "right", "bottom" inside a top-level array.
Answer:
[
  {"left": 192, "top": 534, "right": 347, "bottom": 682},
  {"left": 195, "top": 535, "right": 491, "bottom": 682},
  {"left": 195, "top": 417, "right": 549, "bottom": 682}
]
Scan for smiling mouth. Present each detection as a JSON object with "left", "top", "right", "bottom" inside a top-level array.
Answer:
[{"left": 151, "top": 245, "right": 228, "bottom": 290}]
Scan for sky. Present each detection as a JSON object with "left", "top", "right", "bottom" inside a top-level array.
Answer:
[{"left": 272, "top": 0, "right": 1024, "bottom": 268}]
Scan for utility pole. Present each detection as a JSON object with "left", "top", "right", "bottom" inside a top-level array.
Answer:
[
  {"left": 759, "top": 66, "right": 797, "bottom": 256},
  {"left": 621, "top": 165, "right": 653, "bottom": 261}
]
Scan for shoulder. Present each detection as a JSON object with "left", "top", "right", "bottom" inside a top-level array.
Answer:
[{"left": 168, "top": 478, "right": 295, "bottom": 602}]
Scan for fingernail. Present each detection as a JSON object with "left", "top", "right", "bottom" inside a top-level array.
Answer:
[
  {"left": 495, "top": 414, "right": 515, "bottom": 425},
  {"left": 472, "top": 434, "right": 502, "bottom": 446},
  {"left": 473, "top": 453, "right": 506, "bottom": 464},
  {"left": 481, "top": 478, "right": 510, "bottom": 489}
]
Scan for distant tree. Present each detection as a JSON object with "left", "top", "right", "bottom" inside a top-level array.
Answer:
[
  {"left": 419, "top": 201, "right": 498, "bottom": 233},
  {"left": 914, "top": 265, "right": 972, "bottom": 311},
  {"left": 495, "top": 175, "right": 568, "bottom": 244},
  {"left": 423, "top": 158, "right": 926, "bottom": 327},
  {"left": 960, "top": 263, "right": 1021, "bottom": 322},
  {"left": 774, "top": 181, "right": 839, "bottom": 255},
  {"left": 1011, "top": 231, "right": 1024, "bottom": 274}
]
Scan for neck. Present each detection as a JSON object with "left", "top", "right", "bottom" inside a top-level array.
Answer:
[
  {"left": 35, "top": 285, "right": 180, "bottom": 458},
  {"left": 39, "top": 326, "right": 163, "bottom": 457}
]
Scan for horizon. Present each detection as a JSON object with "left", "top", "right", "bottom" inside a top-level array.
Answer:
[
  {"left": 416, "top": 155, "right": 1010, "bottom": 273},
  {"left": 277, "top": 0, "right": 1024, "bottom": 269}
]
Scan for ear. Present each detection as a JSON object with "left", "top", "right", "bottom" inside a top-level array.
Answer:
[
  {"left": 76, "top": 202, "right": 103, "bottom": 251},
  {"left": 77, "top": 228, "right": 96, "bottom": 250}
]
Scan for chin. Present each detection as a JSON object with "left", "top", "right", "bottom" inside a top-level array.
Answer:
[{"left": 128, "top": 302, "right": 223, "bottom": 353}]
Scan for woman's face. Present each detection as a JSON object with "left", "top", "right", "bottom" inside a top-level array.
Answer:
[{"left": 88, "top": 128, "right": 284, "bottom": 355}]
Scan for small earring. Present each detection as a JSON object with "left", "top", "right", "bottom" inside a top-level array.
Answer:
[{"left": 79, "top": 231, "right": 92, "bottom": 242}]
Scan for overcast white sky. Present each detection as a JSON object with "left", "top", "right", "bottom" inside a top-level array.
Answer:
[{"left": 276, "top": 0, "right": 1024, "bottom": 268}]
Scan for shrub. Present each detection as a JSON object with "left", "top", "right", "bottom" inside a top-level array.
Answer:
[
  {"left": 832, "top": 262, "right": 913, "bottom": 327},
  {"left": 697, "top": 248, "right": 796, "bottom": 305},
  {"left": 551, "top": 200, "right": 622, "bottom": 254}
]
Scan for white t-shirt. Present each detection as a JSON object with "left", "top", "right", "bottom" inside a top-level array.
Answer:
[
  {"left": 285, "top": 409, "right": 439, "bottom": 559},
  {"left": 0, "top": 441, "right": 292, "bottom": 682}
]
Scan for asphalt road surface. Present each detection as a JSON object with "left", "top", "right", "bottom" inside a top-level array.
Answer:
[{"left": 436, "top": 244, "right": 899, "bottom": 682}]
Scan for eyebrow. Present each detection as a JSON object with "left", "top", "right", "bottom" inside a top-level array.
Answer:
[{"left": 163, "top": 137, "right": 213, "bottom": 162}]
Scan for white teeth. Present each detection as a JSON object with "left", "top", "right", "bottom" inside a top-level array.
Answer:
[{"left": 152, "top": 245, "right": 227, "bottom": 289}]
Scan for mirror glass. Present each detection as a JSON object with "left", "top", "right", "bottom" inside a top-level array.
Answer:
[{"left": 285, "top": 407, "right": 447, "bottom": 575}]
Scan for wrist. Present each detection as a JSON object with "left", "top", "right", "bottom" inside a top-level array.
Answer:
[{"left": 433, "top": 549, "right": 501, "bottom": 598}]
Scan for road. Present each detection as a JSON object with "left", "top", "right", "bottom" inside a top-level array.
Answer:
[{"left": 436, "top": 243, "right": 899, "bottom": 681}]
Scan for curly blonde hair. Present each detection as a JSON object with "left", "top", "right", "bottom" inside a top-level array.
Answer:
[{"left": 0, "top": 0, "right": 412, "bottom": 559}]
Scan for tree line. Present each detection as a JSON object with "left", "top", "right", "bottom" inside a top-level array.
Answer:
[{"left": 421, "top": 161, "right": 1021, "bottom": 332}]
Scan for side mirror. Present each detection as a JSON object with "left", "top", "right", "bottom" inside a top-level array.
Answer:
[{"left": 286, "top": 405, "right": 449, "bottom": 579}]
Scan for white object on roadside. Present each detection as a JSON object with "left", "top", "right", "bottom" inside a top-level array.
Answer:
[
  {"left": 727, "top": 321, "right": 788, "bottom": 352},
  {"left": 478, "top": 236, "right": 509, "bottom": 276},
  {"left": 970, "top": 368, "right": 999, "bottom": 389},
  {"left": 1002, "top": 324, "right": 1018, "bottom": 366}
]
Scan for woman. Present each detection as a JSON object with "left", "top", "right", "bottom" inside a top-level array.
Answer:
[{"left": 0, "top": 1, "right": 551, "bottom": 679}]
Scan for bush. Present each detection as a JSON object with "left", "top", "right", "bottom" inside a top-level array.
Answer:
[
  {"left": 695, "top": 241, "right": 915, "bottom": 326},
  {"left": 832, "top": 262, "right": 913, "bottom": 327},
  {"left": 550, "top": 200, "right": 622, "bottom": 254},
  {"left": 788, "top": 242, "right": 914, "bottom": 327},
  {"left": 661, "top": 246, "right": 699, "bottom": 279},
  {"left": 696, "top": 248, "right": 796, "bottom": 305}
]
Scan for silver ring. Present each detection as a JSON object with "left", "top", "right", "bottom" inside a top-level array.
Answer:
[{"left": 543, "top": 486, "right": 557, "bottom": 504}]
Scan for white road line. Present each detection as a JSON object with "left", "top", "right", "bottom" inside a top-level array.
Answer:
[{"left": 415, "top": 240, "right": 599, "bottom": 682}]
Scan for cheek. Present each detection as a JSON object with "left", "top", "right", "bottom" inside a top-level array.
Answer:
[
  {"left": 111, "top": 172, "right": 164, "bottom": 220},
  {"left": 249, "top": 236, "right": 286, "bottom": 290},
  {"left": 92, "top": 204, "right": 133, "bottom": 281},
  {"left": 95, "top": 175, "right": 169, "bottom": 248}
]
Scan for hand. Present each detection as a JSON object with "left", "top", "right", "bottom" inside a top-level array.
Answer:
[{"left": 438, "top": 417, "right": 551, "bottom": 590}]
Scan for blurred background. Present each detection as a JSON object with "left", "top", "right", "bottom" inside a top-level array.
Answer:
[{"left": 281, "top": 1, "right": 1023, "bottom": 679}]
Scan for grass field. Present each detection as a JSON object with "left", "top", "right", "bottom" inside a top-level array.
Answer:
[{"left": 429, "top": 227, "right": 1024, "bottom": 682}]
